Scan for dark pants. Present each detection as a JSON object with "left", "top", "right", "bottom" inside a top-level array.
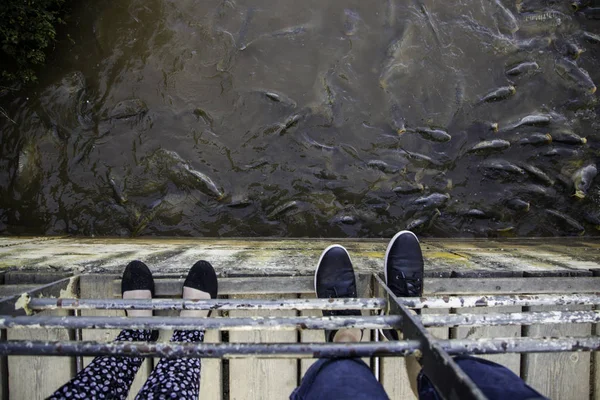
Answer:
[{"left": 291, "top": 356, "right": 548, "bottom": 400}]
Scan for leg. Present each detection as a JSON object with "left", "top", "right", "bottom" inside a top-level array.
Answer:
[
  {"left": 48, "top": 329, "right": 153, "bottom": 400},
  {"left": 382, "top": 232, "right": 547, "bottom": 400},
  {"left": 382, "top": 230, "right": 425, "bottom": 398},
  {"left": 49, "top": 261, "right": 156, "bottom": 399},
  {"left": 135, "top": 330, "right": 205, "bottom": 400},
  {"left": 291, "top": 358, "right": 388, "bottom": 400},
  {"left": 417, "top": 356, "right": 548, "bottom": 400},
  {"left": 290, "top": 245, "right": 389, "bottom": 399},
  {"left": 136, "top": 260, "right": 218, "bottom": 400}
]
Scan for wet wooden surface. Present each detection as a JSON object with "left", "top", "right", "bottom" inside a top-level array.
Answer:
[
  {"left": 0, "top": 237, "right": 598, "bottom": 399},
  {"left": 0, "top": 237, "right": 599, "bottom": 277}
]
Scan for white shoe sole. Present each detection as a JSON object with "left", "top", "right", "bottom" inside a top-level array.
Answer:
[{"left": 314, "top": 244, "right": 353, "bottom": 296}]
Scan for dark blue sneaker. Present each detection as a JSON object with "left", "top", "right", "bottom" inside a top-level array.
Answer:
[
  {"left": 314, "top": 244, "right": 361, "bottom": 342},
  {"left": 381, "top": 230, "right": 424, "bottom": 340}
]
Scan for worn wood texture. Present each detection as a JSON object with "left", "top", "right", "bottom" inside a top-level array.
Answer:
[
  {"left": 523, "top": 305, "right": 592, "bottom": 400},
  {"left": 379, "top": 309, "right": 449, "bottom": 400},
  {"left": 452, "top": 306, "right": 521, "bottom": 375},
  {"left": 80, "top": 275, "right": 151, "bottom": 400},
  {"left": 7, "top": 308, "right": 74, "bottom": 399},
  {"left": 1, "top": 237, "right": 598, "bottom": 277},
  {"left": 229, "top": 295, "right": 297, "bottom": 400},
  {"left": 153, "top": 322, "right": 222, "bottom": 400},
  {"left": 115, "top": 276, "right": 600, "bottom": 298},
  {"left": 595, "top": 305, "right": 599, "bottom": 400}
]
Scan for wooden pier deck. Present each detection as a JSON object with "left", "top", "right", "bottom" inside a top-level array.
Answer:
[{"left": 0, "top": 236, "right": 598, "bottom": 400}]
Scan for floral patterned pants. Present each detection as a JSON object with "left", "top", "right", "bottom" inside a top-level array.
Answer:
[{"left": 48, "top": 329, "right": 204, "bottom": 400}]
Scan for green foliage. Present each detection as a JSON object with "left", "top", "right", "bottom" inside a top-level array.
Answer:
[{"left": 0, "top": 0, "right": 68, "bottom": 85}]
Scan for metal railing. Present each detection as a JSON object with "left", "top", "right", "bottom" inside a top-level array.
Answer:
[{"left": 0, "top": 273, "right": 598, "bottom": 400}]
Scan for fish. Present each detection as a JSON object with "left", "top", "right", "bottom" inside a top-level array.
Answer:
[
  {"left": 552, "top": 131, "right": 587, "bottom": 145},
  {"left": 407, "top": 209, "right": 441, "bottom": 231},
  {"left": 581, "top": 31, "right": 600, "bottom": 44},
  {"left": 583, "top": 211, "right": 600, "bottom": 230},
  {"left": 180, "top": 164, "right": 225, "bottom": 200},
  {"left": 226, "top": 197, "right": 253, "bottom": 208},
  {"left": 480, "top": 159, "right": 525, "bottom": 175},
  {"left": 401, "top": 149, "right": 449, "bottom": 167},
  {"left": 15, "top": 140, "right": 41, "bottom": 191},
  {"left": 388, "top": 101, "right": 406, "bottom": 134},
  {"left": 193, "top": 108, "right": 214, "bottom": 127},
  {"left": 109, "top": 176, "right": 127, "bottom": 205},
  {"left": 506, "top": 61, "right": 540, "bottom": 77},
  {"left": 393, "top": 182, "right": 425, "bottom": 194},
  {"left": 240, "top": 25, "right": 309, "bottom": 51},
  {"left": 413, "top": 193, "right": 450, "bottom": 209},
  {"left": 237, "top": 7, "right": 256, "bottom": 50},
  {"left": 564, "top": 41, "right": 584, "bottom": 60},
  {"left": 545, "top": 209, "right": 585, "bottom": 234},
  {"left": 477, "top": 86, "right": 516, "bottom": 103},
  {"left": 263, "top": 91, "right": 297, "bottom": 108},
  {"left": 468, "top": 139, "right": 510, "bottom": 153},
  {"left": 572, "top": 164, "right": 597, "bottom": 198},
  {"left": 462, "top": 209, "right": 490, "bottom": 218},
  {"left": 572, "top": 0, "right": 592, "bottom": 11},
  {"left": 543, "top": 147, "right": 581, "bottom": 157},
  {"left": 554, "top": 58, "right": 596, "bottom": 93},
  {"left": 516, "top": 184, "right": 557, "bottom": 199},
  {"left": 332, "top": 214, "right": 358, "bottom": 225},
  {"left": 267, "top": 200, "right": 299, "bottom": 219},
  {"left": 517, "top": 133, "right": 552, "bottom": 146},
  {"left": 343, "top": 9, "right": 361, "bottom": 36},
  {"left": 108, "top": 99, "right": 148, "bottom": 119},
  {"left": 505, "top": 198, "right": 530, "bottom": 212},
  {"left": 502, "top": 113, "right": 552, "bottom": 131},
  {"left": 520, "top": 164, "right": 554, "bottom": 186},
  {"left": 367, "top": 160, "right": 400, "bottom": 174},
  {"left": 493, "top": 0, "right": 519, "bottom": 34},
  {"left": 414, "top": 127, "right": 451, "bottom": 142},
  {"left": 583, "top": 7, "right": 600, "bottom": 19},
  {"left": 300, "top": 133, "right": 335, "bottom": 151},
  {"left": 130, "top": 199, "right": 167, "bottom": 237},
  {"left": 242, "top": 159, "right": 268, "bottom": 170}
]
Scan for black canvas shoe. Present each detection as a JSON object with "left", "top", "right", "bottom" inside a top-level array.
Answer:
[
  {"left": 381, "top": 230, "right": 424, "bottom": 341},
  {"left": 121, "top": 260, "right": 155, "bottom": 296},
  {"left": 314, "top": 244, "right": 361, "bottom": 342},
  {"left": 184, "top": 260, "right": 218, "bottom": 299},
  {"left": 121, "top": 260, "right": 158, "bottom": 340}
]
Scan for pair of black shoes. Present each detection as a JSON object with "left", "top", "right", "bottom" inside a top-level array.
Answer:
[
  {"left": 315, "top": 230, "right": 423, "bottom": 342},
  {"left": 121, "top": 260, "right": 218, "bottom": 302}
]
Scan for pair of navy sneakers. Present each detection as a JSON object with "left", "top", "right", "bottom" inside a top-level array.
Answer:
[{"left": 315, "top": 230, "right": 423, "bottom": 341}]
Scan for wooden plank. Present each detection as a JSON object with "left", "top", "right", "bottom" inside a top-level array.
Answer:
[
  {"left": 1, "top": 237, "right": 597, "bottom": 276},
  {"left": 522, "top": 305, "right": 592, "bottom": 399},
  {"left": 80, "top": 275, "right": 151, "bottom": 400},
  {"left": 129, "top": 276, "right": 600, "bottom": 297},
  {"left": 229, "top": 295, "right": 297, "bottom": 400},
  {"left": 199, "top": 327, "right": 222, "bottom": 400},
  {"left": 153, "top": 321, "right": 222, "bottom": 400},
  {"left": 595, "top": 305, "right": 599, "bottom": 400},
  {"left": 300, "top": 293, "right": 324, "bottom": 377},
  {"left": 7, "top": 308, "right": 74, "bottom": 399},
  {"left": 380, "top": 309, "right": 449, "bottom": 400},
  {"left": 0, "top": 284, "right": 38, "bottom": 297},
  {"left": 452, "top": 306, "right": 521, "bottom": 375}
]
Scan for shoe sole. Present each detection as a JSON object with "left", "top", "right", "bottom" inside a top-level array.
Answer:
[
  {"left": 381, "top": 230, "right": 420, "bottom": 340},
  {"left": 314, "top": 244, "right": 353, "bottom": 297}
]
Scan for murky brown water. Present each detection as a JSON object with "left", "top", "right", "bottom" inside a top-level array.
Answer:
[{"left": 1, "top": 0, "right": 599, "bottom": 238}]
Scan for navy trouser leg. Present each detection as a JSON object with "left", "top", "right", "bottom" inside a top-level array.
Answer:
[{"left": 291, "top": 358, "right": 389, "bottom": 400}]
